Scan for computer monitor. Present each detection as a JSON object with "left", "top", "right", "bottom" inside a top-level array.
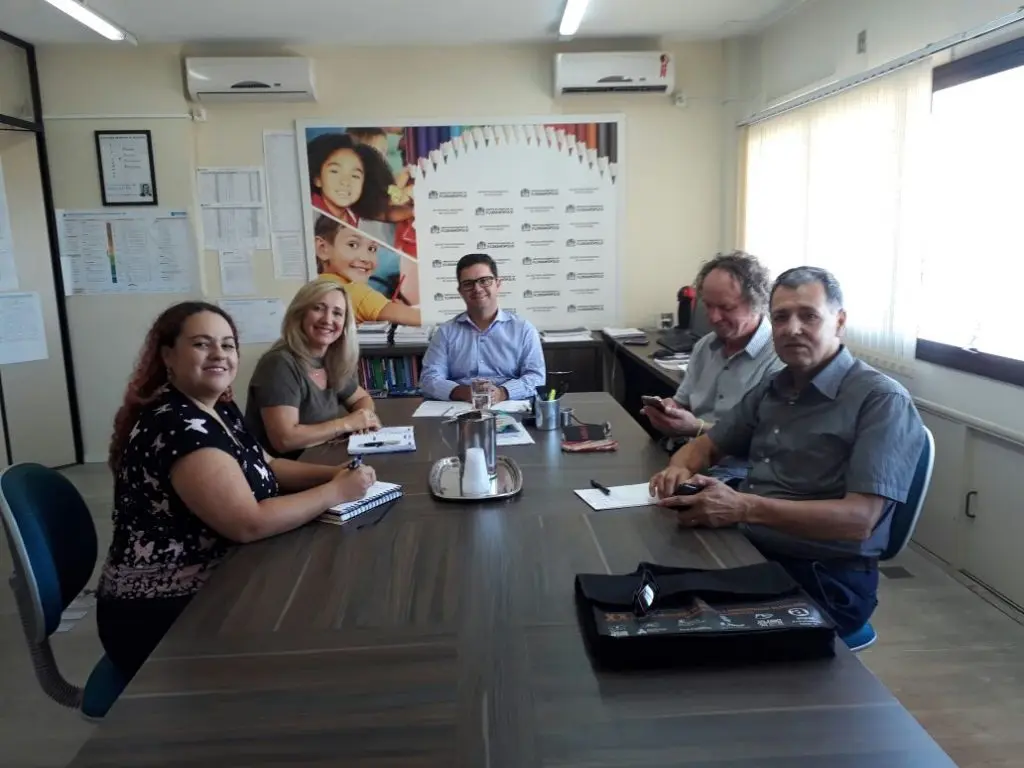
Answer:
[{"left": 690, "top": 297, "right": 712, "bottom": 338}]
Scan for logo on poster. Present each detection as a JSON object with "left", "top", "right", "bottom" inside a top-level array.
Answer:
[
  {"left": 567, "top": 238, "right": 605, "bottom": 247},
  {"left": 521, "top": 188, "right": 558, "bottom": 197},
  {"left": 523, "top": 223, "right": 559, "bottom": 232},
  {"left": 430, "top": 224, "right": 470, "bottom": 234},
  {"left": 431, "top": 259, "right": 443, "bottom": 268},
  {"left": 522, "top": 256, "right": 560, "bottom": 266},
  {"left": 566, "top": 272, "right": 576, "bottom": 280},
  {"left": 566, "top": 239, "right": 577, "bottom": 247},
  {"left": 476, "top": 241, "right": 515, "bottom": 250},
  {"left": 567, "top": 304, "right": 577, "bottom": 313},
  {"left": 568, "top": 204, "right": 604, "bottom": 213},
  {"left": 573, "top": 271, "right": 604, "bottom": 280},
  {"left": 476, "top": 207, "right": 514, "bottom": 216},
  {"left": 524, "top": 289, "right": 560, "bottom": 298},
  {"left": 431, "top": 190, "right": 467, "bottom": 199}
]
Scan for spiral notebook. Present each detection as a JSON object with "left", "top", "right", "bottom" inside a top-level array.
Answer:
[{"left": 318, "top": 482, "right": 404, "bottom": 526}]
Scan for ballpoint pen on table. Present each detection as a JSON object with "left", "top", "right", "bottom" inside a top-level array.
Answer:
[
  {"left": 359, "top": 440, "right": 402, "bottom": 448},
  {"left": 589, "top": 479, "right": 611, "bottom": 495}
]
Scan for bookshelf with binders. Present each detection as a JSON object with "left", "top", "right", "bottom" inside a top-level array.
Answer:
[
  {"left": 357, "top": 350, "right": 424, "bottom": 398},
  {"left": 356, "top": 326, "right": 605, "bottom": 399}
]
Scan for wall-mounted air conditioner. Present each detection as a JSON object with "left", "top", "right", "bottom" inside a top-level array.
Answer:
[
  {"left": 184, "top": 57, "right": 317, "bottom": 103},
  {"left": 554, "top": 51, "right": 675, "bottom": 95}
]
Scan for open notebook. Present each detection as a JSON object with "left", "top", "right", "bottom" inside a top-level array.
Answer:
[{"left": 318, "top": 482, "right": 403, "bottom": 526}]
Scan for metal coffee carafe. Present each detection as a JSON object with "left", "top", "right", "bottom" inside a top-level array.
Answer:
[{"left": 445, "top": 410, "right": 498, "bottom": 482}]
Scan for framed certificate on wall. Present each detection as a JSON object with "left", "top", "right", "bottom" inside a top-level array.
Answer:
[{"left": 94, "top": 130, "right": 158, "bottom": 206}]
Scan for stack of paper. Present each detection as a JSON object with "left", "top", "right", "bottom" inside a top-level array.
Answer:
[
  {"left": 602, "top": 327, "right": 647, "bottom": 341},
  {"left": 394, "top": 325, "right": 433, "bottom": 345},
  {"left": 541, "top": 327, "right": 593, "bottom": 343},
  {"left": 654, "top": 358, "right": 689, "bottom": 372},
  {"left": 357, "top": 322, "right": 390, "bottom": 346},
  {"left": 496, "top": 420, "right": 535, "bottom": 446}
]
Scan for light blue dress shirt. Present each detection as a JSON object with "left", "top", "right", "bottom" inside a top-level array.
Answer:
[{"left": 420, "top": 310, "right": 546, "bottom": 401}]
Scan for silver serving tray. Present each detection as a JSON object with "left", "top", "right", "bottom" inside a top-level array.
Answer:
[{"left": 429, "top": 455, "right": 524, "bottom": 502}]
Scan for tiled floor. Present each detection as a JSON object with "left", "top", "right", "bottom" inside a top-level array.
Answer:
[{"left": 1, "top": 463, "right": 1023, "bottom": 767}]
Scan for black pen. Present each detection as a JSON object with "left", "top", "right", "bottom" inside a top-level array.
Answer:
[
  {"left": 590, "top": 479, "right": 611, "bottom": 496},
  {"left": 347, "top": 456, "right": 363, "bottom": 470}
]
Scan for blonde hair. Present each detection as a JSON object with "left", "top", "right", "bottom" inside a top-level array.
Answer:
[{"left": 274, "top": 279, "right": 359, "bottom": 387}]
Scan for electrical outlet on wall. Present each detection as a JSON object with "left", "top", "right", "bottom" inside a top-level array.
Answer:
[{"left": 857, "top": 30, "right": 868, "bottom": 55}]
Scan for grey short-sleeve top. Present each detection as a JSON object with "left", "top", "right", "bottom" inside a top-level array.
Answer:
[{"left": 245, "top": 346, "right": 358, "bottom": 459}]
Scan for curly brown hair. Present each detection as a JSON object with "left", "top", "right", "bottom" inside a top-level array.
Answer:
[
  {"left": 108, "top": 302, "right": 238, "bottom": 472},
  {"left": 694, "top": 251, "right": 771, "bottom": 314}
]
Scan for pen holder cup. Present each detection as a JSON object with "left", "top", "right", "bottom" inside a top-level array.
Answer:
[{"left": 534, "top": 395, "right": 562, "bottom": 432}]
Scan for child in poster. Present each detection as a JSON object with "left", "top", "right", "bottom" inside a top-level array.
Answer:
[
  {"left": 306, "top": 132, "right": 416, "bottom": 258},
  {"left": 314, "top": 214, "right": 421, "bottom": 326}
]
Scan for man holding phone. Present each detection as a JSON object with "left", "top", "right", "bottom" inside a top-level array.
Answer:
[
  {"left": 649, "top": 267, "right": 925, "bottom": 642},
  {"left": 641, "top": 252, "right": 781, "bottom": 479}
]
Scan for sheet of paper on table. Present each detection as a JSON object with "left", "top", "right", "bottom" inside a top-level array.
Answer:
[
  {"left": 574, "top": 483, "right": 657, "bottom": 511},
  {"left": 412, "top": 400, "right": 532, "bottom": 417},
  {"left": 496, "top": 420, "right": 535, "bottom": 446}
]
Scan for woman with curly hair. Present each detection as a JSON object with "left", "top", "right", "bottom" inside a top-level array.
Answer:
[{"left": 96, "top": 301, "right": 376, "bottom": 681}]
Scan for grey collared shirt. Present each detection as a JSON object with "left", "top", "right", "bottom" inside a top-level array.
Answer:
[
  {"left": 672, "top": 316, "right": 782, "bottom": 425},
  {"left": 707, "top": 346, "right": 925, "bottom": 560}
]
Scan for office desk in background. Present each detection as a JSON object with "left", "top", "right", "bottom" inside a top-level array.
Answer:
[
  {"left": 602, "top": 332, "right": 684, "bottom": 438},
  {"left": 68, "top": 395, "right": 954, "bottom": 767}
]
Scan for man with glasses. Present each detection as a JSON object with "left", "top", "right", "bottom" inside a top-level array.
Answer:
[{"left": 420, "top": 253, "right": 545, "bottom": 403}]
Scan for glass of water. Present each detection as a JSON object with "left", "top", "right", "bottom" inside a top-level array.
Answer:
[{"left": 470, "top": 378, "right": 492, "bottom": 410}]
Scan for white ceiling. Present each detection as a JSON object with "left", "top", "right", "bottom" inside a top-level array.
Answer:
[{"left": 1, "top": 0, "right": 806, "bottom": 45}]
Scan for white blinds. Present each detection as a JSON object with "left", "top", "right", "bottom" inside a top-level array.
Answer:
[{"left": 743, "top": 63, "right": 933, "bottom": 371}]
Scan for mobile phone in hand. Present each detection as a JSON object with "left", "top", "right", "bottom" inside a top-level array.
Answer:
[
  {"left": 641, "top": 395, "right": 667, "bottom": 411},
  {"left": 673, "top": 483, "right": 702, "bottom": 496}
]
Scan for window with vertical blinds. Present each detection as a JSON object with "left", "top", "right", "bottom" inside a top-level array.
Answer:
[{"left": 742, "top": 63, "right": 932, "bottom": 372}]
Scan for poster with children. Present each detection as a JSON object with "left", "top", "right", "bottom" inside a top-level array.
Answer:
[{"left": 296, "top": 117, "right": 622, "bottom": 328}]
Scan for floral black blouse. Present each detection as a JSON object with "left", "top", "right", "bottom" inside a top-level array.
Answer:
[{"left": 97, "top": 385, "right": 278, "bottom": 601}]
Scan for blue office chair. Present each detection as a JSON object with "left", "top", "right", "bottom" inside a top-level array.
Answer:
[
  {"left": 0, "top": 463, "right": 126, "bottom": 720},
  {"left": 842, "top": 426, "right": 935, "bottom": 652}
]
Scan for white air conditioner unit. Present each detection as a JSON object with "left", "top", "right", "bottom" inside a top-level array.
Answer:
[
  {"left": 184, "top": 57, "right": 317, "bottom": 103},
  {"left": 554, "top": 51, "right": 675, "bottom": 96}
]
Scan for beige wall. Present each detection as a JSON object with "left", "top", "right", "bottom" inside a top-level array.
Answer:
[{"left": 37, "top": 42, "right": 727, "bottom": 462}]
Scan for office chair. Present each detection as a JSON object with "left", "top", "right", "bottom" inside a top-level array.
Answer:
[
  {"left": 842, "top": 426, "right": 935, "bottom": 652},
  {"left": 0, "top": 463, "right": 126, "bottom": 720}
]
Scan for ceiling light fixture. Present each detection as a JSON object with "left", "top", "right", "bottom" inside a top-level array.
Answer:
[
  {"left": 559, "top": 0, "right": 591, "bottom": 37},
  {"left": 42, "top": 0, "right": 137, "bottom": 43}
]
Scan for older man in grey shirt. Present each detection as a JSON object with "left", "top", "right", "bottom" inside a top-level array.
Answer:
[
  {"left": 650, "top": 266, "right": 925, "bottom": 642},
  {"left": 643, "top": 252, "right": 782, "bottom": 481}
]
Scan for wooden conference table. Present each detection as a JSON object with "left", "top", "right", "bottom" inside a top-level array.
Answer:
[{"left": 69, "top": 394, "right": 954, "bottom": 767}]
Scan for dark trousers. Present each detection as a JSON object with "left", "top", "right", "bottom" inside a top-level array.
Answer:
[
  {"left": 763, "top": 553, "right": 879, "bottom": 636},
  {"left": 97, "top": 595, "right": 194, "bottom": 682}
]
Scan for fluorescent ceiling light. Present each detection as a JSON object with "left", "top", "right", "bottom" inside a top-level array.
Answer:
[
  {"left": 559, "top": 0, "right": 591, "bottom": 37},
  {"left": 42, "top": 0, "right": 136, "bottom": 43}
]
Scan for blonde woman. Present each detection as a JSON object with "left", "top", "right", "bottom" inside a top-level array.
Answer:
[{"left": 246, "top": 279, "right": 381, "bottom": 459}]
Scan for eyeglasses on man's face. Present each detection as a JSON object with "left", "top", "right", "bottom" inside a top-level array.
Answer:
[{"left": 458, "top": 275, "right": 497, "bottom": 292}]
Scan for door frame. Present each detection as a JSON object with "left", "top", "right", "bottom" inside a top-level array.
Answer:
[{"left": 0, "top": 28, "right": 84, "bottom": 465}]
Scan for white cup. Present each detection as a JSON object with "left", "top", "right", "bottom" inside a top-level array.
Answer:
[{"left": 461, "top": 447, "right": 491, "bottom": 496}]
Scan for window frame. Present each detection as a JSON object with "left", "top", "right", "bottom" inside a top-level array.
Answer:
[{"left": 917, "top": 36, "right": 1024, "bottom": 388}]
